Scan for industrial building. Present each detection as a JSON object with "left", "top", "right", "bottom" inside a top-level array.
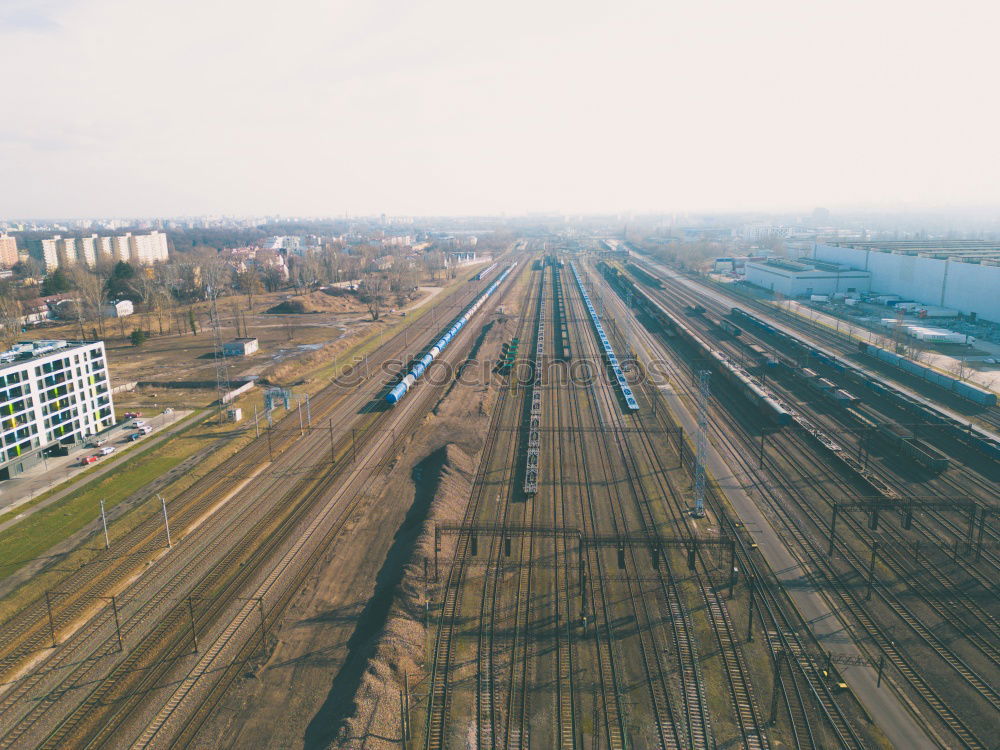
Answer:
[
  {"left": 744, "top": 257, "right": 871, "bottom": 297},
  {"left": 0, "top": 340, "right": 114, "bottom": 479},
  {"left": 812, "top": 241, "right": 1000, "bottom": 323},
  {"left": 222, "top": 338, "right": 259, "bottom": 357}
]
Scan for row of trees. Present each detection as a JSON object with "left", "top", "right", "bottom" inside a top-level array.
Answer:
[{"left": 0, "top": 242, "right": 468, "bottom": 347}]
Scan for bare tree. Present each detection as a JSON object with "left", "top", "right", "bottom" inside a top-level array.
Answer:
[
  {"left": 0, "top": 283, "right": 22, "bottom": 350},
  {"left": 358, "top": 273, "right": 389, "bottom": 321},
  {"left": 71, "top": 267, "right": 109, "bottom": 339},
  {"left": 236, "top": 268, "right": 262, "bottom": 311}
]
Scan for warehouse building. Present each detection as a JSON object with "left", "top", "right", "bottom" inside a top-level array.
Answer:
[
  {"left": 744, "top": 258, "right": 871, "bottom": 297},
  {"left": 0, "top": 340, "right": 114, "bottom": 479},
  {"left": 812, "top": 241, "right": 1000, "bottom": 324}
]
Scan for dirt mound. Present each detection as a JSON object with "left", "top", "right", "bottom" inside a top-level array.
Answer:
[
  {"left": 266, "top": 291, "right": 363, "bottom": 315},
  {"left": 334, "top": 443, "right": 475, "bottom": 749}
]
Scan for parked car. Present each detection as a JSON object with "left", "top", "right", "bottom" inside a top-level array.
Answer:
[
  {"left": 79, "top": 455, "right": 98, "bottom": 466},
  {"left": 138, "top": 425, "right": 153, "bottom": 435},
  {"left": 130, "top": 419, "right": 148, "bottom": 429},
  {"left": 162, "top": 407, "right": 173, "bottom": 414},
  {"left": 127, "top": 432, "right": 143, "bottom": 442},
  {"left": 124, "top": 411, "right": 142, "bottom": 419},
  {"left": 97, "top": 446, "right": 116, "bottom": 456},
  {"left": 86, "top": 439, "right": 107, "bottom": 448}
]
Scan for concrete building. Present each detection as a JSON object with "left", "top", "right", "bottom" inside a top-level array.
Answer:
[
  {"left": 27, "top": 231, "right": 169, "bottom": 272},
  {"left": 812, "top": 241, "right": 1000, "bottom": 324},
  {"left": 112, "top": 234, "right": 132, "bottom": 263},
  {"left": 745, "top": 257, "right": 871, "bottom": 297},
  {"left": 27, "top": 237, "right": 63, "bottom": 271},
  {"left": 0, "top": 234, "right": 17, "bottom": 268},
  {"left": 127, "top": 231, "right": 169, "bottom": 265},
  {"left": 222, "top": 338, "right": 259, "bottom": 357},
  {"left": 0, "top": 340, "right": 114, "bottom": 479},
  {"left": 102, "top": 300, "right": 134, "bottom": 318}
]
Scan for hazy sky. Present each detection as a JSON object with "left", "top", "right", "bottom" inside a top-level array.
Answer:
[{"left": 2, "top": 0, "right": 998, "bottom": 218}]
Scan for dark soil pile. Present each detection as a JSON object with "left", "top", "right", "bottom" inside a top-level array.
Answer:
[{"left": 334, "top": 443, "right": 476, "bottom": 749}]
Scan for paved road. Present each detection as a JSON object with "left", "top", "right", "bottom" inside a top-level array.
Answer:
[{"left": 0, "top": 409, "right": 200, "bottom": 534}]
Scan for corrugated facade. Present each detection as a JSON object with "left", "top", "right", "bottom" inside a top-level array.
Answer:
[{"left": 812, "top": 243, "right": 1000, "bottom": 323}]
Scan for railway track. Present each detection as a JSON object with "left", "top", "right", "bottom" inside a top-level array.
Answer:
[
  {"left": 423, "top": 261, "right": 537, "bottom": 750},
  {"left": 654, "top": 275, "right": 1000, "bottom": 675},
  {"left": 611, "top": 262, "right": 992, "bottom": 748},
  {"left": 0, "top": 268, "right": 508, "bottom": 749},
  {"left": 563, "top": 269, "right": 689, "bottom": 749},
  {"left": 586, "top": 258, "right": 872, "bottom": 749},
  {"left": 138, "top": 265, "right": 525, "bottom": 750},
  {"left": 0, "top": 275, "right": 491, "bottom": 692}
]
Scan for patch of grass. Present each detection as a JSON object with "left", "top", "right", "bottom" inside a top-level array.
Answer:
[
  {"left": 0, "top": 412, "right": 211, "bottom": 578},
  {"left": 0, "top": 412, "right": 202, "bottom": 529},
  {"left": 0, "top": 400, "right": 279, "bottom": 619}
]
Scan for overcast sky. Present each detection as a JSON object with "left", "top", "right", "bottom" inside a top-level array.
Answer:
[{"left": 1, "top": 0, "right": 998, "bottom": 218}]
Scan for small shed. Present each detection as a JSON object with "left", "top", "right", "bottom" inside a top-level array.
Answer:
[{"left": 222, "top": 337, "right": 259, "bottom": 357}]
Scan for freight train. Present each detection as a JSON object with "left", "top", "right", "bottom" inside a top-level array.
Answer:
[
  {"left": 625, "top": 262, "right": 663, "bottom": 289},
  {"left": 598, "top": 262, "right": 789, "bottom": 425},
  {"left": 386, "top": 263, "right": 516, "bottom": 405},
  {"left": 856, "top": 341, "right": 996, "bottom": 407},
  {"left": 731, "top": 306, "right": 1000, "bottom": 460}
]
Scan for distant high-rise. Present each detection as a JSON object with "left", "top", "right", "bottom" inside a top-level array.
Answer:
[
  {"left": 0, "top": 234, "right": 17, "bottom": 268},
  {"left": 28, "top": 230, "right": 169, "bottom": 272},
  {"left": 127, "top": 231, "right": 169, "bottom": 265},
  {"left": 27, "top": 236, "right": 62, "bottom": 271}
]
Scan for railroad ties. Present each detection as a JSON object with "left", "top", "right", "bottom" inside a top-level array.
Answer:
[{"left": 523, "top": 264, "right": 545, "bottom": 496}]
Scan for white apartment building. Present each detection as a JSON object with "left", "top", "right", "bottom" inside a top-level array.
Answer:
[
  {"left": 28, "top": 231, "right": 170, "bottom": 271},
  {"left": 128, "top": 231, "right": 170, "bottom": 265},
  {"left": 0, "top": 340, "right": 114, "bottom": 479},
  {"left": 0, "top": 234, "right": 17, "bottom": 268}
]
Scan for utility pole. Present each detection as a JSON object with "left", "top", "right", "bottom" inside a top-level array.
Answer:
[
  {"left": 109, "top": 595, "right": 123, "bottom": 652},
  {"left": 256, "top": 596, "right": 267, "bottom": 656},
  {"left": 100, "top": 499, "right": 110, "bottom": 549},
  {"left": 45, "top": 590, "right": 57, "bottom": 647},
  {"left": 403, "top": 671, "right": 411, "bottom": 745},
  {"left": 693, "top": 370, "right": 710, "bottom": 518},
  {"left": 159, "top": 494, "right": 172, "bottom": 549},
  {"left": 769, "top": 650, "right": 786, "bottom": 726},
  {"left": 187, "top": 596, "right": 199, "bottom": 652},
  {"left": 865, "top": 541, "right": 879, "bottom": 601},
  {"left": 208, "top": 286, "right": 231, "bottom": 422},
  {"left": 254, "top": 404, "right": 259, "bottom": 438}
]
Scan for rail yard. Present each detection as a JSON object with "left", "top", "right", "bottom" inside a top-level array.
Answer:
[{"left": 0, "top": 242, "right": 996, "bottom": 750}]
